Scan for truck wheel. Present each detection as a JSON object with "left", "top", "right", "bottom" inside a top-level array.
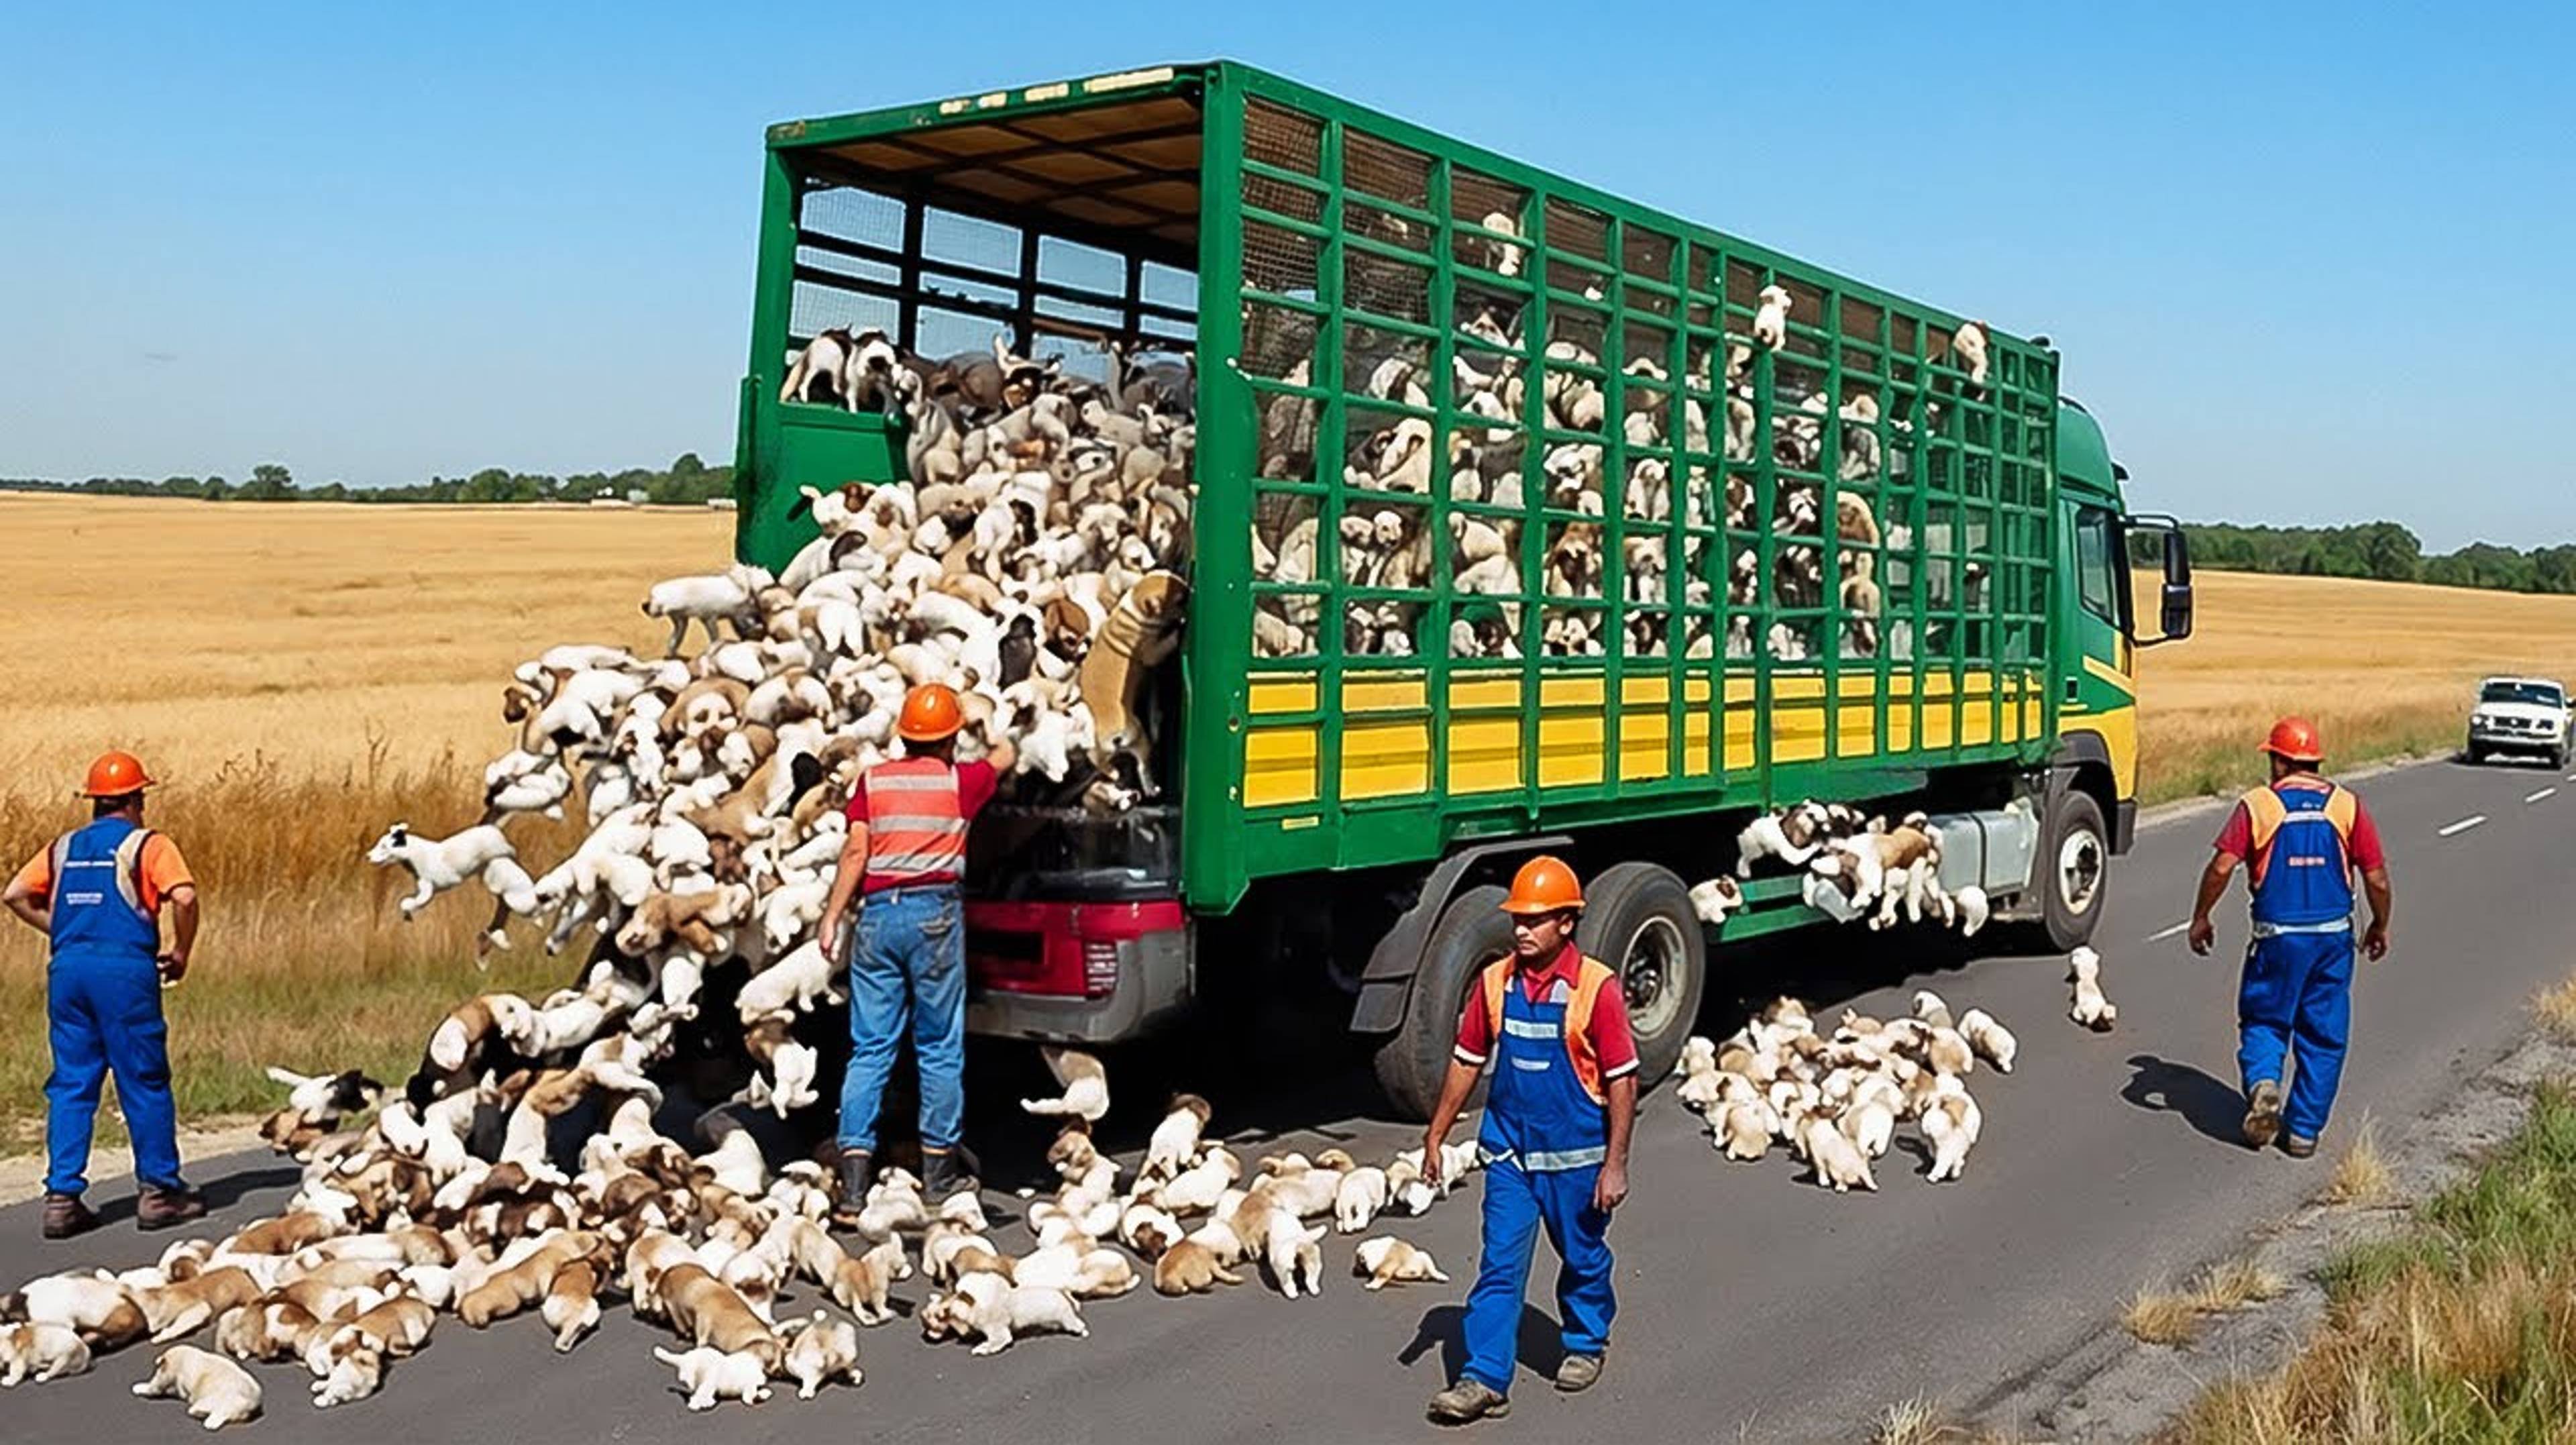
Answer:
[
  {"left": 1372, "top": 885, "right": 1511, "bottom": 1122},
  {"left": 1574, "top": 863, "right": 1707, "bottom": 1090},
  {"left": 2039, "top": 789, "right": 2110, "bottom": 952},
  {"left": 2465, "top": 741, "right": 2485, "bottom": 766}
]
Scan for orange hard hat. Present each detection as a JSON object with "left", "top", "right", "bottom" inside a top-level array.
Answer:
[
  {"left": 1500, "top": 855, "right": 1585, "bottom": 915},
  {"left": 80, "top": 750, "right": 155, "bottom": 798},
  {"left": 2263, "top": 716, "right": 2324, "bottom": 763},
  {"left": 897, "top": 684, "right": 965, "bottom": 743}
]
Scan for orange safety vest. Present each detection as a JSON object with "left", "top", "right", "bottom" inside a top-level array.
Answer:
[
  {"left": 861, "top": 757, "right": 968, "bottom": 886},
  {"left": 1478, "top": 953, "right": 1619, "bottom": 1104}
]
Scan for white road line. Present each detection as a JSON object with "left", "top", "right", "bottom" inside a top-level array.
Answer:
[
  {"left": 2146, "top": 922, "right": 2191, "bottom": 943},
  {"left": 2439, "top": 815, "right": 2488, "bottom": 838},
  {"left": 2529, "top": 788, "right": 2558, "bottom": 804}
]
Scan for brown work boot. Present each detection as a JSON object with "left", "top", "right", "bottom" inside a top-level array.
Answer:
[
  {"left": 1554, "top": 1354, "right": 1603, "bottom": 1392},
  {"left": 2283, "top": 1134, "right": 2320, "bottom": 1159},
  {"left": 40, "top": 1193, "right": 100, "bottom": 1241},
  {"left": 136, "top": 1183, "right": 207, "bottom": 1232},
  {"left": 1427, "top": 1379, "right": 1510, "bottom": 1424},
  {"left": 2242, "top": 1081, "right": 2284, "bottom": 1150}
]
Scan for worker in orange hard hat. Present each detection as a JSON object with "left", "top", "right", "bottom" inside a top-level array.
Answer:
[
  {"left": 2187, "top": 717, "right": 2395, "bottom": 1159},
  {"left": 1421, "top": 855, "right": 1638, "bottom": 1422},
  {"left": 816, "top": 684, "right": 1018, "bottom": 1219},
  {"left": 2, "top": 752, "right": 207, "bottom": 1238}
]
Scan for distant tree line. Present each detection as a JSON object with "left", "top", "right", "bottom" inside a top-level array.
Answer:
[
  {"left": 2141, "top": 521, "right": 2576, "bottom": 597},
  {"left": 0, "top": 454, "right": 733, "bottom": 506}
]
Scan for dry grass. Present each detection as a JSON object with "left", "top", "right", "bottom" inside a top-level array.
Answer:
[
  {"left": 1872, "top": 1397, "right": 1952, "bottom": 1445},
  {"left": 2533, "top": 971, "right": 2576, "bottom": 1043},
  {"left": 0, "top": 494, "right": 723, "bottom": 1140},
  {"left": 2127, "top": 1256, "right": 2292, "bottom": 1346},
  {"left": 2131, "top": 570, "right": 2576, "bottom": 803},
  {"left": 2318, "top": 1120, "right": 2397, "bottom": 1208},
  {"left": 2170, "top": 1081, "right": 2576, "bottom": 1443}
]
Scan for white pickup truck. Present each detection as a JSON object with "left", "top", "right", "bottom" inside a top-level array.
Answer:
[{"left": 2467, "top": 676, "right": 2572, "bottom": 769}]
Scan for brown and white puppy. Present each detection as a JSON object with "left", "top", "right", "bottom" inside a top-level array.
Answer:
[
  {"left": 213, "top": 1301, "right": 322, "bottom": 1364},
  {"left": 131, "top": 1345, "right": 262, "bottom": 1430},
  {"left": 137, "top": 1267, "right": 262, "bottom": 1345},
  {"left": 539, "top": 1261, "right": 602, "bottom": 1353},
  {"left": 1352, "top": 1236, "right": 1450, "bottom": 1290},
  {"left": 309, "top": 1337, "right": 385, "bottom": 1409},
  {"left": 3, "top": 1272, "right": 147, "bottom": 1350},
  {"left": 653, "top": 1263, "right": 781, "bottom": 1369},
  {"left": 835, "top": 1239, "right": 912, "bottom": 1326},
  {"left": 919, "top": 1273, "right": 1086, "bottom": 1355},
  {"left": 1150, "top": 1238, "right": 1241, "bottom": 1296},
  {"left": 0, "top": 1320, "right": 91, "bottom": 1385},
  {"left": 780, "top": 1311, "right": 863, "bottom": 1399},
  {"left": 1140, "top": 1093, "right": 1213, "bottom": 1183},
  {"left": 457, "top": 1231, "right": 597, "bottom": 1328},
  {"left": 334, "top": 1293, "right": 436, "bottom": 1359},
  {"left": 220, "top": 1211, "right": 343, "bottom": 1259},
  {"left": 1075, "top": 570, "right": 1188, "bottom": 788}
]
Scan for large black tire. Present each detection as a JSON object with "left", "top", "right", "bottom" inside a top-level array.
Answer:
[
  {"left": 1573, "top": 862, "right": 1707, "bottom": 1091},
  {"left": 2465, "top": 741, "right": 2486, "bottom": 766},
  {"left": 1372, "top": 885, "right": 1512, "bottom": 1122},
  {"left": 2039, "top": 788, "right": 2110, "bottom": 953}
]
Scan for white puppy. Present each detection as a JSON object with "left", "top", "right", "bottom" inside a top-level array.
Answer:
[
  {"left": 654, "top": 1344, "right": 773, "bottom": 1410},
  {"left": 1803, "top": 1116, "right": 1878, "bottom": 1192},
  {"left": 1020, "top": 1046, "right": 1110, "bottom": 1123},
  {"left": 1353, "top": 1236, "right": 1450, "bottom": 1290},
  {"left": 1957, "top": 1007, "right": 2018, "bottom": 1072},
  {"left": 2068, "top": 947, "right": 2118, "bottom": 1030},
  {"left": 0, "top": 1321, "right": 91, "bottom": 1385},
  {"left": 1334, "top": 1166, "right": 1391, "bottom": 1234},
  {"left": 1923, "top": 1089, "right": 1984, "bottom": 1183},
  {"left": 132, "top": 1345, "right": 263, "bottom": 1430}
]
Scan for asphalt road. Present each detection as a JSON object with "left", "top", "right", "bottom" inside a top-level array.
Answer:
[{"left": 3, "top": 755, "right": 2565, "bottom": 1444}]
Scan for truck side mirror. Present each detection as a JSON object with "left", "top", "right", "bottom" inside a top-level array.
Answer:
[{"left": 2125, "top": 513, "right": 2193, "bottom": 647}]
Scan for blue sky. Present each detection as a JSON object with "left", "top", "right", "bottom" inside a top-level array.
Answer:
[{"left": 3, "top": 3, "right": 2569, "bottom": 549}]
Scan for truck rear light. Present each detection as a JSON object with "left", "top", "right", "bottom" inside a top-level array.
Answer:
[{"left": 1083, "top": 940, "right": 1121, "bottom": 998}]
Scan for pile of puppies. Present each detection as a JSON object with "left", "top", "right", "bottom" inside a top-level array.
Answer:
[
  {"left": 1690, "top": 800, "right": 1991, "bottom": 937},
  {"left": 0, "top": 1035, "right": 1466, "bottom": 1425},
  {"left": 1247, "top": 270, "right": 1992, "bottom": 664},
  {"left": 1008, "top": 1049, "right": 1464, "bottom": 1312},
  {"left": 1675, "top": 989, "right": 2012, "bottom": 1189}
]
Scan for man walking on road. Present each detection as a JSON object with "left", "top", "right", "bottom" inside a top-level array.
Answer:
[
  {"left": 2187, "top": 717, "right": 2393, "bottom": 1158},
  {"left": 1419, "top": 857, "right": 1638, "bottom": 1424},
  {"left": 1, "top": 751, "right": 207, "bottom": 1238},
  {"left": 817, "top": 684, "right": 1014, "bottom": 1220}
]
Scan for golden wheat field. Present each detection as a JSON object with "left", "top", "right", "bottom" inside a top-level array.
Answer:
[{"left": 0, "top": 491, "right": 2568, "bottom": 1144}]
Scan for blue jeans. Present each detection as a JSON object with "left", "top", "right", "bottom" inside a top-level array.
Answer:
[
  {"left": 47, "top": 951, "right": 183, "bottom": 1196},
  {"left": 2238, "top": 929, "right": 2355, "bottom": 1141},
  {"left": 837, "top": 884, "right": 967, "bottom": 1155},
  {"left": 1461, "top": 1157, "right": 1615, "bottom": 1396}
]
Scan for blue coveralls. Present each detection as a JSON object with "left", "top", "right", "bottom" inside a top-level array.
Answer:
[
  {"left": 1462, "top": 970, "right": 1617, "bottom": 1397},
  {"left": 43, "top": 816, "right": 184, "bottom": 1197},
  {"left": 2238, "top": 786, "right": 2359, "bottom": 1142}
]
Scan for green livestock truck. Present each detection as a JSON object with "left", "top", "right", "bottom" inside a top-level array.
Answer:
[{"left": 731, "top": 61, "right": 2195, "bottom": 1118}]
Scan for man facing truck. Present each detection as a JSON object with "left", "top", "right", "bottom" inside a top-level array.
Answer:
[
  {"left": 2187, "top": 717, "right": 2392, "bottom": 1157},
  {"left": 818, "top": 684, "right": 1016, "bottom": 1217},
  {"left": 1420, "top": 857, "right": 1638, "bottom": 1423}
]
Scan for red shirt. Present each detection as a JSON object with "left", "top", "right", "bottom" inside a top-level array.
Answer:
[
  {"left": 1452, "top": 943, "right": 1640, "bottom": 1080},
  {"left": 2213, "top": 778, "right": 2385, "bottom": 871},
  {"left": 845, "top": 759, "right": 1000, "bottom": 893}
]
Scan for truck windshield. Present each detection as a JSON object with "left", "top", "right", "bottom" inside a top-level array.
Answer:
[{"left": 2482, "top": 682, "right": 2566, "bottom": 707}]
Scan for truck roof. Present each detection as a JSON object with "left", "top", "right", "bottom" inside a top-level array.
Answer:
[{"left": 763, "top": 59, "right": 2039, "bottom": 354}]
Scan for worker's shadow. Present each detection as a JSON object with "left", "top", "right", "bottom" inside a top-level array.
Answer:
[
  {"left": 2121, "top": 1055, "right": 2247, "bottom": 1146},
  {"left": 1401, "top": 1303, "right": 1565, "bottom": 1385},
  {"left": 86, "top": 1164, "right": 299, "bottom": 1228}
]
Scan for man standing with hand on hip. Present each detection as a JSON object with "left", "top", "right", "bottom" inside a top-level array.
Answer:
[
  {"left": 1419, "top": 855, "right": 1638, "bottom": 1424},
  {"left": 2, "top": 751, "right": 207, "bottom": 1238},
  {"left": 2188, "top": 716, "right": 2393, "bottom": 1159}
]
